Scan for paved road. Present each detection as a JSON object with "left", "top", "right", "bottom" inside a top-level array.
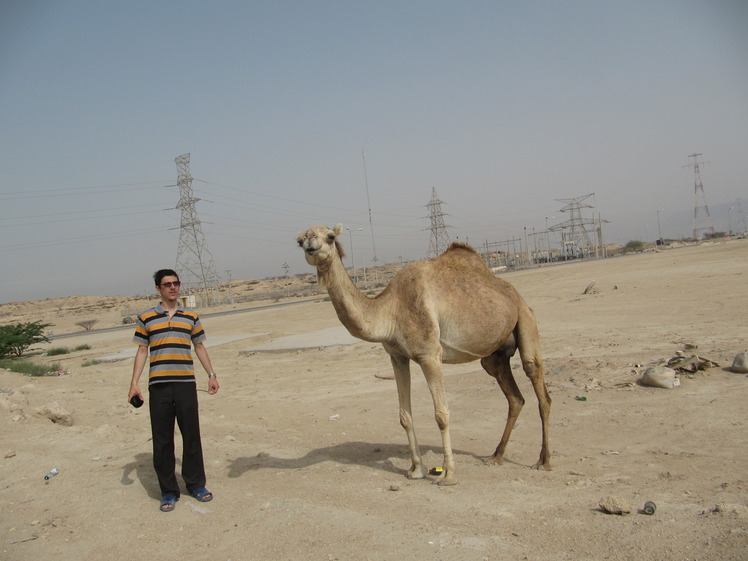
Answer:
[{"left": 51, "top": 297, "right": 325, "bottom": 340}]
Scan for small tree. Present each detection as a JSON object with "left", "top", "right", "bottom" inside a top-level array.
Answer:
[
  {"left": 624, "top": 240, "right": 645, "bottom": 253},
  {"left": 0, "top": 321, "right": 52, "bottom": 358},
  {"left": 76, "top": 319, "right": 99, "bottom": 331}
]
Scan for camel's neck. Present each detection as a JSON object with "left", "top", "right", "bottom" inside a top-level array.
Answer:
[{"left": 317, "top": 254, "right": 388, "bottom": 342}]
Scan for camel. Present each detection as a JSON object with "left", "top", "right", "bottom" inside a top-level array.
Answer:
[{"left": 297, "top": 224, "right": 551, "bottom": 485}]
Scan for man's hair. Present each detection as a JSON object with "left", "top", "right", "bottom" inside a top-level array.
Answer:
[{"left": 154, "top": 269, "right": 179, "bottom": 287}]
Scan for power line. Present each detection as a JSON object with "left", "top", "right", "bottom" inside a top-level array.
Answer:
[
  {"left": 0, "top": 226, "right": 165, "bottom": 252},
  {"left": 0, "top": 203, "right": 161, "bottom": 225},
  {"left": 0, "top": 181, "right": 168, "bottom": 200}
]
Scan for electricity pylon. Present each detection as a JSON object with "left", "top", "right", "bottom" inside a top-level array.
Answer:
[
  {"left": 550, "top": 193, "right": 597, "bottom": 258},
  {"left": 174, "top": 153, "right": 220, "bottom": 307},
  {"left": 425, "top": 187, "right": 451, "bottom": 258},
  {"left": 685, "top": 153, "right": 715, "bottom": 239}
]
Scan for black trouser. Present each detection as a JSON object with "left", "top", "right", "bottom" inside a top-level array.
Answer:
[{"left": 148, "top": 382, "right": 206, "bottom": 497}]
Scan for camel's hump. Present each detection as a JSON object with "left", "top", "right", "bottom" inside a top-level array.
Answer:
[{"left": 444, "top": 242, "right": 477, "bottom": 254}]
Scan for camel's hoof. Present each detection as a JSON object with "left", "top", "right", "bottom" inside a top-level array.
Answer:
[
  {"left": 531, "top": 461, "right": 552, "bottom": 471},
  {"left": 406, "top": 466, "right": 428, "bottom": 480},
  {"left": 434, "top": 477, "right": 458, "bottom": 486},
  {"left": 483, "top": 455, "right": 504, "bottom": 466}
]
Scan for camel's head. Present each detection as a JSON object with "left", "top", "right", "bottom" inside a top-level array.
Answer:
[{"left": 297, "top": 223, "right": 346, "bottom": 267}]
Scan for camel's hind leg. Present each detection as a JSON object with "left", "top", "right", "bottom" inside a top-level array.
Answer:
[
  {"left": 515, "top": 305, "right": 552, "bottom": 470},
  {"left": 481, "top": 346, "right": 525, "bottom": 466}
]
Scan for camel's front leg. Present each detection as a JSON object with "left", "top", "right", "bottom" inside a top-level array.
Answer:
[
  {"left": 390, "top": 354, "right": 427, "bottom": 480},
  {"left": 418, "top": 357, "right": 457, "bottom": 486}
]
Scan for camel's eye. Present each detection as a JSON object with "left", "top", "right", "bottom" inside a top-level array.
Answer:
[
  {"left": 327, "top": 233, "right": 336, "bottom": 243},
  {"left": 297, "top": 238, "right": 304, "bottom": 247}
]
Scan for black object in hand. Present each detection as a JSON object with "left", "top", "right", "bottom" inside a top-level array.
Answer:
[{"left": 130, "top": 394, "right": 144, "bottom": 408}]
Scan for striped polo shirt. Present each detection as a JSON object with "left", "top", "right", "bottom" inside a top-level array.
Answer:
[{"left": 132, "top": 303, "right": 207, "bottom": 386}]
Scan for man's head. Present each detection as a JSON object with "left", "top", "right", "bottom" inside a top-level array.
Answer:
[
  {"left": 154, "top": 269, "right": 181, "bottom": 303},
  {"left": 154, "top": 269, "right": 179, "bottom": 287}
]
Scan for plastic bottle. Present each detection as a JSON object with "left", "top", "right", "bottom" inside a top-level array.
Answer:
[{"left": 44, "top": 468, "right": 59, "bottom": 481}]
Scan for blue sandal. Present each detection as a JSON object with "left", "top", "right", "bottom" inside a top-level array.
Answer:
[
  {"left": 160, "top": 494, "right": 177, "bottom": 512},
  {"left": 191, "top": 487, "right": 213, "bottom": 502}
]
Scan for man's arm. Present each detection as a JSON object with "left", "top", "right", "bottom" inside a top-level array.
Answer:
[
  {"left": 129, "top": 345, "right": 149, "bottom": 400},
  {"left": 194, "top": 341, "right": 219, "bottom": 395}
]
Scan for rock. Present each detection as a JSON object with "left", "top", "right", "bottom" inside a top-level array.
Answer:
[
  {"left": 599, "top": 495, "right": 632, "bottom": 515},
  {"left": 4, "top": 450, "right": 16, "bottom": 458},
  {"left": 36, "top": 401, "right": 74, "bottom": 426},
  {"left": 703, "top": 503, "right": 748, "bottom": 517},
  {"left": 730, "top": 352, "right": 748, "bottom": 373},
  {"left": 639, "top": 366, "right": 678, "bottom": 389}
]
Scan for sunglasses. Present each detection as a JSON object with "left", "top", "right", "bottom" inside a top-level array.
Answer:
[{"left": 160, "top": 281, "right": 181, "bottom": 288}]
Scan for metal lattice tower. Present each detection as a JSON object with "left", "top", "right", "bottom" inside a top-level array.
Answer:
[
  {"left": 425, "top": 187, "right": 451, "bottom": 258},
  {"left": 174, "top": 153, "right": 220, "bottom": 307},
  {"left": 549, "top": 193, "right": 597, "bottom": 258},
  {"left": 686, "top": 153, "right": 715, "bottom": 239}
]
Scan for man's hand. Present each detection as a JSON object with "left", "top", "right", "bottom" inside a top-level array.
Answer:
[
  {"left": 208, "top": 375, "right": 220, "bottom": 395},
  {"left": 128, "top": 384, "right": 143, "bottom": 402}
]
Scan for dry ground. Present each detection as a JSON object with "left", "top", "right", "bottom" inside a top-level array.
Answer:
[{"left": 1, "top": 240, "right": 747, "bottom": 561}]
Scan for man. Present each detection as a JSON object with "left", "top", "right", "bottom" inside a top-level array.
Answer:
[{"left": 128, "top": 269, "right": 220, "bottom": 512}]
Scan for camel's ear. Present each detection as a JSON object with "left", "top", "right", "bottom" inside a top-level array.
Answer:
[{"left": 333, "top": 223, "right": 343, "bottom": 238}]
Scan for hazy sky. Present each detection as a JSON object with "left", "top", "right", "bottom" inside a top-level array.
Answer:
[{"left": 1, "top": 1, "right": 747, "bottom": 304}]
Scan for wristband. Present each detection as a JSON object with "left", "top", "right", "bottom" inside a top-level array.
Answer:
[{"left": 208, "top": 373, "right": 217, "bottom": 378}]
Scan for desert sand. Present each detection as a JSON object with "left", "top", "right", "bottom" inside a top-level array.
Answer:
[{"left": 1, "top": 240, "right": 746, "bottom": 561}]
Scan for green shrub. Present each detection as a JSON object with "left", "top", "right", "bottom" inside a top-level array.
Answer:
[
  {"left": 0, "top": 321, "right": 52, "bottom": 358},
  {"left": 0, "top": 358, "right": 63, "bottom": 377},
  {"left": 47, "top": 344, "right": 91, "bottom": 356},
  {"left": 81, "top": 359, "right": 101, "bottom": 368},
  {"left": 624, "top": 240, "right": 645, "bottom": 253}
]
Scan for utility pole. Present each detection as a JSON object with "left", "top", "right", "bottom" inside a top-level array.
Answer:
[
  {"left": 425, "top": 187, "right": 451, "bottom": 258},
  {"left": 174, "top": 153, "right": 220, "bottom": 307},
  {"left": 685, "top": 153, "right": 715, "bottom": 239},
  {"left": 656, "top": 209, "right": 664, "bottom": 246},
  {"left": 282, "top": 262, "right": 290, "bottom": 298},
  {"left": 346, "top": 227, "right": 362, "bottom": 282},
  {"left": 361, "top": 149, "right": 378, "bottom": 263},
  {"left": 225, "top": 269, "right": 234, "bottom": 305}
]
